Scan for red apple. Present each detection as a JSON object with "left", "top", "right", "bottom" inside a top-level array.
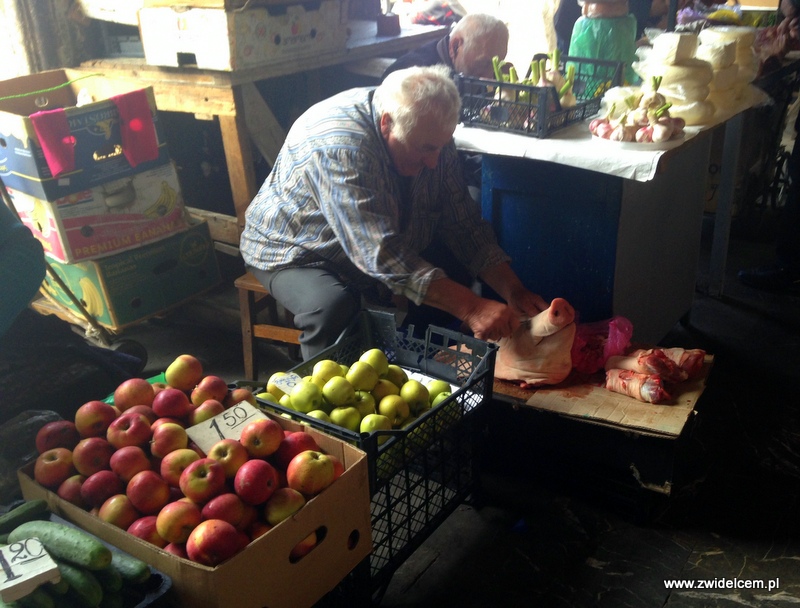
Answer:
[
  {"left": 289, "top": 530, "right": 318, "bottom": 562},
  {"left": 110, "top": 445, "right": 152, "bottom": 482},
  {"left": 113, "top": 377, "right": 155, "bottom": 412},
  {"left": 160, "top": 448, "right": 201, "bottom": 487},
  {"left": 247, "top": 521, "right": 273, "bottom": 542},
  {"left": 98, "top": 494, "right": 140, "bottom": 529},
  {"left": 191, "top": 375, "right": 229, "bottom": 406},
  {"left": 224, "top": 387, "right": 257, "bottom": 408},
  {"left": 127, "top": 515, "right": 167, "bottom": 548},
  {"left": 150, "top": 422, "right": 189, "bottom": 459},
  {"left": 263, "top": 488, "right": 306, "bottom": 526},
  {"left": 233, "top": 459, "right": 279, "bottom": 506},
  {"left": 163, "top": 543, "right": 188, "bottom": 559},
  {"left": 286, "top": 450, "right": 336, "bottom": 496},
  {"left": 239, "top": 503, "right": 259, "bottom": 532},
  {"left": 81, "top": 470, "right": 124, "bottom": 509},
  {"left": 156, "top": 500, "right": 203, "bottom": 544},
  {"left": 74, "top": 401, "right": 118, "bottom": 438},
  {"left": 329, "top": 454, "right": 345, "bottom": 481},
  {"left": 165, "top": 354, "right": 204, "bottom": 392},
  {"left": 240, "top": 418, "right": 283, "bottom": 459},
  {"left": 127, "top": 470, "right": 171, "bottom": 515},
  {"left": 179, "top": 458, "right": 226, "bottom": 504},
  {"left": 201, "top": 493, "right": 248, "bottom": 529},
  {"left": 150, "top": 417, "right": 184, "bottom": 432},
  {"left": 272, "top": 432, "right": 321, "bottom": 470},
  {"left": 207, "top": 439, "right": 249, "bottom": 478},
  {"left": 106, "top": 412, "right": 152, "bottom": 450},
  {"left": 152, "top": 388, "right": 193, "bottom": 420},
  {"left": 33, "top": 447, "right": 76, "bottom": 489},
  {"left": 35, "top": 420, "right": 80, "bottom": 454},
  {"left": 124, "top": 405, "right": 158, "bottom": 424},
  {"left": 72, "top": 437, "right": 115, "bottom": 477},
  {"left": 56, "top": 474, "right": 87, "bottom": 508},
  {"left": 186, "top": 519, "right": 241, "bottom": 566},
  {"left": 187, "top": 399, "right": 226, "bottom": 427}
]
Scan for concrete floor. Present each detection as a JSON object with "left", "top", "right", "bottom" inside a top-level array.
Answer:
[{"left": 103, "top": 206, "right": 800, "bottom": 607}]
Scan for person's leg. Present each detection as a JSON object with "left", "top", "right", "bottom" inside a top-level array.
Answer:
[{"left": 247, "top": 266, "right": 361, "bottom": 360}]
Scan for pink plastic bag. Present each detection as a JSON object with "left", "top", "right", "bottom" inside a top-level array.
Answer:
[{"left": 570, "top": 316, "right": 634, "bottom": 374}]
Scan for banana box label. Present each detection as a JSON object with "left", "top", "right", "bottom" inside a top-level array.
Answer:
[{"left": 7, "top": 162, "right": 189, "bottom": 264}]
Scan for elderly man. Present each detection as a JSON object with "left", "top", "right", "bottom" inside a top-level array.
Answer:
[
  {"left": 240, "top": 66, "right": 546, "bottom": 359},
  {"left": 382, "top": 13, "right": 509, "bottom": 80}
]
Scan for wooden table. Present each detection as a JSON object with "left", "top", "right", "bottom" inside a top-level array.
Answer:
[{"left": 75, "top": 21, "right": 446, "bottom": 247}]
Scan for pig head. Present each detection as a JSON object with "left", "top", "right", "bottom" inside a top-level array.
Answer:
[{"left": 494, "top": 297, "right": 577, "bottom": 386}]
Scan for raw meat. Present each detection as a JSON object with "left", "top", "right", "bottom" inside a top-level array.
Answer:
[
  {"left": 604, "top": 348, "right": 689, "bottom": 383},
  {"left": 605, "top": 369, "right": 671, "bottom": 404},
  {"left": 571, "top": 316, "right": 634, "bottom": 374},
  {"left": 494, "top": 298, "right": 577, "bottom": 386},
  {"left": 659, "top": 347, "right": 706, "bottom": 379}
]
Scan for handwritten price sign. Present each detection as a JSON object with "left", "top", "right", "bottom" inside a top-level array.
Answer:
[
  {"left": 186, "top": 402, "right": 268, "bottom": 454},
  {"left": 270, "top": 373, "right": 303, "bottom": 396},
  {"left": 0, "top": 538, "right": 60, "bottom": 602}
]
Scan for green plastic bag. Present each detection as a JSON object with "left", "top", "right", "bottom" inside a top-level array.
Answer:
[{"left": 568, "top": 15, "right": 639, "bottom": 85}]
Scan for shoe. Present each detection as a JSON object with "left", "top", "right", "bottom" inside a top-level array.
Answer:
[{"left": 737, "top": 264, "right": 800, "bottom": 291}]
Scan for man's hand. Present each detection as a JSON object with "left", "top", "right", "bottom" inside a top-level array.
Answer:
[{"left": 461, "top": 298, "right": 521, "bottom": 343}]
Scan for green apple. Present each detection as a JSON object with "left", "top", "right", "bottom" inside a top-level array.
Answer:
[
  {"left": 378, "top": 395, "right": 410, "bottom": 427},
  {"left": 353, "top": 390, "right": 376, "bottom": 418},
  {"left": 329, "top": 406, "right": 361, "bottom": 432},
  {"left": 427, "top": 379, "right": 453, "bottom": 404},
  {"left": 359, "top": 348, "right": 389, "bottom": 378},
  {"left": 256, "top": 392, "right": 278, "bottom": 404},
  {"left": 400, "top": 379, "right": 430, "bottom": 416},
  {"left": 371, "top": 378, "right": 400, "bottom": 402},
  {"left": 306, "top": 410, "right": 332, "bottom": 423},
  {"left": 431, "top": 391, "right": 452, "bottom": 408},
  {"left": 346, "top": 360, "right": 380, "bottom": 392},
  {"left": 385, "top": 365, "right": 408, "bottom": 389},
  {"left": 290, "top": 381, "right": 324, "bottom": 413},
  {"left": 339, "top": 364, "right": 350, "bottom": 376},
  {"left": 322, "top": 376, "right": 356, "bottom": 407},
  {"left": 311, "top": 359, "right": 344, "bottom": 388},
  {"left": 279, "top": 394, "right": 293, "bottom": 409},
  {"left": 267, "top": 371, "right": 290, "bottom": 400},
  {"left": 360, "top": 413, "right": 392, "bottom": 445}
]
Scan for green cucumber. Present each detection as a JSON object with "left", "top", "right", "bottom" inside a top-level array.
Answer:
[
  {"left": 8, "top": 522, "right": 111, "bottom": 571},
  {"left": 46, "top": 578, "right": 70, "bottom": 596},
  {"left": 92, "top": 567, "right": 122, "bottom": 594},
  {"left": 17, "top": 588, "right": 55, "bottom": 608},
  {"left": 57, "top": 562, "right": 103, "bottom": 608},
  {"left": 108, "top": 551, "right": 149, "bottom": 585},
  {"left": 0, "top": 500, "right": 49, "bottom": 534}
]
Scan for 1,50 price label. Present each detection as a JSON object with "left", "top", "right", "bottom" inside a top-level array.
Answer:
[
  {"left": 186, "top": 402, "right": 268, "bottom": 454},
  {"left": 0, "top": 538, "right": 60, "bottom": 602}
]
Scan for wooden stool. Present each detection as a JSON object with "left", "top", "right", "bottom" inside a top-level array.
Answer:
[{"left": 235, "top": 271, "right": 302, "bottom": 380}]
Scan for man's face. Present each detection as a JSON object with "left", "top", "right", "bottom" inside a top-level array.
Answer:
[
  {"left": 451, "top": 31, "right": 508, "bottom": 79},
  {"left": 380, "top": 112, "right": 455, "bottom": 177}
]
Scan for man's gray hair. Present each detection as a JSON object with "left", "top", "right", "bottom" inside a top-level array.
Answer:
[
  {"left": 373, "top": 65, "right": 461, "bottom": 142},
  {"left": 451, "top": 13, "right": 509, "bottom": 56}
]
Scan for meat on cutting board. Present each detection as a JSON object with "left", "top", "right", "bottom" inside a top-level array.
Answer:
[
  {"left": 605, "top": 369, "right": 671, "bottom": 404},
  {"left": 494, "top": 297, "right": 577, "bottom": 386},
  {"left": 605, "top": 348, "right": 689, "bottom": 383}
]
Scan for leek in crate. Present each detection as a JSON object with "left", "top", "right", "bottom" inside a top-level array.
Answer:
[{"left": 457, "top": 54, "right": 624, "bottom": 138}]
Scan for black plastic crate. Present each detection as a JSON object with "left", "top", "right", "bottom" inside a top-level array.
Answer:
[
  {"left": 253, "top": 310, "right": 497, "bottom": 598},
  {"left": 457, "top": 54, "right": 623, "bottom": 138}
]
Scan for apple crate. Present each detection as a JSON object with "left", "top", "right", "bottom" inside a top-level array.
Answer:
[{"left": 254, "top": 309, "right": 497, "bottom": 598}]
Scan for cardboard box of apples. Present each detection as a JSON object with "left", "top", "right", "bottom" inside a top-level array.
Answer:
[{"left": 17, "top": 354, "right": 372, "bottom": 608}]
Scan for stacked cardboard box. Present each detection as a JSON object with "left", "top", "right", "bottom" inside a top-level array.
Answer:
[{"left": 1, "top": 68, "right": 220, "bottom": 329}]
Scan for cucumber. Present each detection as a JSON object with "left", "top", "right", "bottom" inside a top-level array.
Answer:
[
  {"left": 46, "top": 578, "right": 70, "bottom": 596},
  {"left": 97, "top": 594, "right": 122, "bottom": 608},
  {"left": 57, "top": 562, "right": 103, "bottom": 608},
  {"left": 0, "top": 500, "right": 49, "bottom": 534},
  {"left": 108, "top": 551, "right": 149, "bottom": 585},
  {"left": 92, "top": 567, "right": 122, "bottom": 594},
  {"left": 0, "top": 533, "right": 8, "bottom": 544},
  {"left": 8, "top": 522, "right": 112, "bottom": 571},
  {"left": 17, "top": 588, "right": 54, "bottom": 608}
]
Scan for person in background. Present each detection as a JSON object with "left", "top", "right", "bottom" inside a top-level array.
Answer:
[
  {"left": 738, "top": 0, "right": 800, "bottom": 291},
  {"left": 240, "top": 66, "right": 547, "bottom": 360},
  {"left": 0, "top": 200, "right": 46, "bottom": 338},
  {"left": 382, "top": 13, "right": 509, "bottom": 80}
]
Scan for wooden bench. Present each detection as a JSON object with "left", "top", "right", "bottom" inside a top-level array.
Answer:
[{"left": 235, "top": 272, "right": 302, "bottom": 380}]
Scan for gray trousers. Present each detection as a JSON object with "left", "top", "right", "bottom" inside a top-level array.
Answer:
[{"left": 246, "top": 266, "right": 361, "bottom": 361}]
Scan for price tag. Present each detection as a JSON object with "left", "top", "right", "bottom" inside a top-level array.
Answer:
[
  {"left": 271, "top": 372, "right": 304, "bottom": 396},
  {"left": 0, "top": 538, "right": 61, "bottom": 602},
  {"left": 186, "top": 402, "right": 268, "bottom": 454}
]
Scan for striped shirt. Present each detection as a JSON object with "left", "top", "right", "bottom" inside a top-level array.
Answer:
[{"left": 239, "top": 87, "right": 509, "bottom": 305}]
